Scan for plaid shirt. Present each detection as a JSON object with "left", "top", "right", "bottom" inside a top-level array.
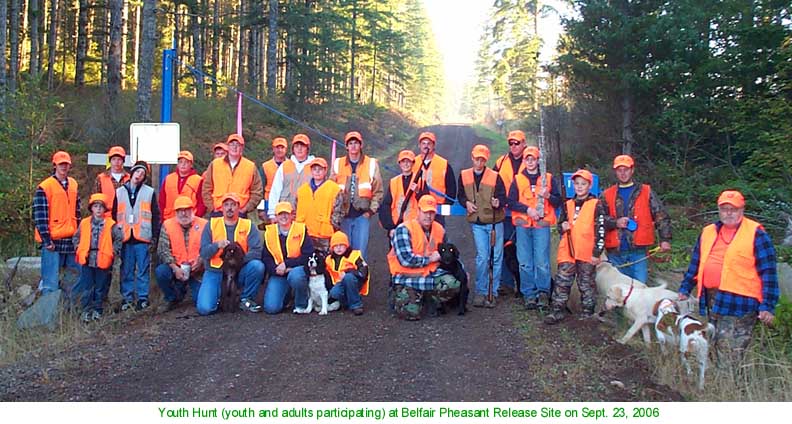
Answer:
[
  {"left": 390, "top": 223, "right": 447, "bottom": 291},
  {"left": 679, "top": 221, "right": 779, "bottom": 317},
  {"left": 32, "top": 175, "right": 82, "bottom": 253}
]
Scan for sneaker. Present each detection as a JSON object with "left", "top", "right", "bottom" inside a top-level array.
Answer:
[
  {"left": 239, "top": 298, "right": 262, "bottom": 313},
  {"left": 81, "top": 311, "right": 92, "bottom": 323},
  {"left": 537, "top": 292, "right": 549, "bottom": 308},
  {"left": 352, "top": 307, "right": 364, "bottom": 316},
  {"left": 135, "top": 299, "right": 150, "bottom": 311},
  {"left": 543, "top": 309, "right": 567, "bottom": 325},
  {"left": 524, "top": 297, "right": 538, "bottom": 310},
  {"left": 120, "top": 301, "right": 135, "bottom": 312},
  {"left": 484, "top": 297, "right": 497, "bottom": 308},
  {"left": 327, "top": 300, "right": 341, "bottom": 312},
  {"left": 91, "top": 310, "right": 102, "bottom": 321},
  {"left": 472, "top": 294, "right": 486, "bottom": 308}
]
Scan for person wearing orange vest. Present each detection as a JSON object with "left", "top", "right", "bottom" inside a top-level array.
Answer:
[
  {"left": 155, "top": 195, "right": 208, "bottom": 312},
  {"left": 265, "top": 134, "right": 316, "bottom": 219},
  {"left": 600, "top": 154, "right": 672, "bottom": 283},
  {"left": 201, "top": 133, "right": 264, "bottom": 218},
  {"left": 197, "top": 193, "right": 265, "bottom": 315},
  {"left": 112, "top": 161, "right": 161, "bottom": 312},
  {"left": 544, "top": 169, "right": 606, "bottom": 325},
  {"left": 256, "top": 137, "right": 289, "bottom": 225},
  {"left": 33, "top": 151, "right": 82, "bottom": 296},
  {"left": 261, "top": 201, "right": 313, "bottom": 314},
  {"left": 295, "top": 157, "right": 344, "bottom": 252},
  {"left": 379, "top": 150, "right": 419, "bottom": 237},
  {"left": 457, "top": 145, "right": 506, "bottom": 308},
  {"left": 159, "top": 150, "right": 207, "bottom": 222},
  {"left": 326, "top": 231, "right": 369, "bottom": 316},
  {"left": 93, "top": 145, "right": 130, "bottom": 215},
  {"left": 678, "top": 190, "right": 778, "bottom": 358},
  {"left": 493, "top": 130, "right": 527, "bottom": 291},
  {"left": 387, "top": 195, "right": 462, "bottom": 321},
  {"left": 507, "top": 146, "right": 563, "bottom": 311},
  {"left": 412, "top": 131, "right": 457, "bottom": 225},
  {"left": 330, "top": 131, "right": 384, "bottom": 258},
  {"left": 72, "top": 193, "right": 122, "bottom": 322}
]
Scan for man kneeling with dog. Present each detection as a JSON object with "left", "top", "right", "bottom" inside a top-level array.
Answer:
[
  {"left": 197, "top": 193, "right": 265, "bottom": 315},
  {"left": 387, "top": 195, "right": 463, "bottom": 320}
]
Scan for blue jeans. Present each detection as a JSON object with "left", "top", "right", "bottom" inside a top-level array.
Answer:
[
  {"left": 329, "top": 273, "right": 363, "bottom": 310},
  {"left": 196, "top": 260, "right": 265, "bottom": 315},
  {"left": 470, "top": 222, "right": 503, "bottom": 296},
  {"left": 515, "top": 225, "right": 552, "bottom": 299},
  {"left": 155, "top": 263, "right": 201, "bottom": 305},
  {"left": 609, "top": 248, "right": 648, "bottom": 283},
  {"left": 263, "top": 266, "right": 308, "bottom": 314},
  {"left": 501, "top": 217, "right": 516, "bottom": 288},
  {"left": 78, "top": 265, "right": 110, "bottom": 313},
  {"left": 39, "top": 247, "right": 80, "bottom": 295},
  {"left": 341, "top": 214, "right": 371, "bottom": 258},
  {"left": 120, "top": 242, "right": 151, "bottom": 302}
]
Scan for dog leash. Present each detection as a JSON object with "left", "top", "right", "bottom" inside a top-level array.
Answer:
[{"left": 608, "top": 246, "right": 664, "bottom": 269}]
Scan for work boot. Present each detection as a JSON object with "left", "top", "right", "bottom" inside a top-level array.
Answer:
[
  {"left": 352, "top": 307, "right": 364, "bottom": 316},
  {"left": 484, "top": 297, "right": 497, "bottom": 309},
  {"left": 472, "top": 294, "right": 486, "bottom": 308},
  {"left": 524, "top": 297, "right": 538, "bottom": 310},
  {"left": 544, "top": 308, "right": 567, "bottom": 325},
  {"left": 579, "top": 307, "right": 596, "bottom": 320},
  {"left": 537, "top": 292, "right": 549, "bottom": 309}
]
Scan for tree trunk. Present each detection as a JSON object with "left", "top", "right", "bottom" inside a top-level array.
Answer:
[
  {"left": 236, "top": 0, "right": 246, "bottom": 90},
  {"left": 133, "top": 4, "right": 140, "bottom": 83},
  {"left": 172, "top": 4, "right": 180, "bottom": 101},
  {"left": 0, "top": 0, "right": 8, "bottom": 102},
  {"left": 29, "top": 0, "right": 40, "bottom": 79},
  {"left": 120, "top": 2, "right": 128, "bottom": 89},
  {"left": 107, "top": 0, "right": 122, "bottom": 109},
  {"left": 46, "top": 0, "right": 59, "bottom": 89},
  {"left": 349, "top": 0, "right": 357, "bottom": 103},
  {"left": 266, "top": 0, "right": 277, "bottom": 98},
  {"left": 75, "top": 0, "right": 88, "bottom": 87},
  {"left": 98, "top": 3, "right": 108, "bottom": 86},
  {"left": 136, "top": 0, "right": 157, "bottom": 121},
  {"left": 9, "top": 0, "right": 20, "bottom": 92},
  {"left": 190, "top": 5, "right": 204, "bottom": 98},
  {"left": 211, "top": 0, "right": 219, "bottom": 97},
  {"left": 621, "top": 90, "right": 634, "bottom": 155}
]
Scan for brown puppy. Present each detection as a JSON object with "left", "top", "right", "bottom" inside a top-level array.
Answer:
[{"left": 220, "top": 242, "right": 244, "bottom": 312}]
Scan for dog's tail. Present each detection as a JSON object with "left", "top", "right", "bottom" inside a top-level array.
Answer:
[{"left": 653, "top": 278, "right": 668, "bottom": 290}]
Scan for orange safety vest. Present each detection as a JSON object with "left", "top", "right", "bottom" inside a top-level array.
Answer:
[
  {"left": 511, "top": 172, "right": 557, "bottom": 227},
  {"left": 75, "top": 216, "right": 115, "bottom": 269},
  {"left": 295, "top": 181, "right": 341, "bottom": 239},
  {"left": 696, "top": 218, "right": 763, "bottom": 302},
  {"left": 603, "top": 184, "right": 655, "bottom": 248},
  {"left": 412, "top": 153, "right": 449, "bottom": 204},
  {"left": 209, "top": 217, "right": 251, "bottom": 268},
  {"left": 460, "top": 168, "right": 505, "bottom": 224},
  {"left": 210, "top": 157, "right": 257, "bottom": 210},
  {"left": 389, "top": 175, "right": 418, "bottom": 225},
  {"left": 97, "top": 172, "right": 130, "bottom": 210},
  {"left": 495, "top": 154, "right": 524, "bottom": 196},
  {"left": 162, "top": 173, "right": 202, "bottom": 221},
  {"left": 557, "top": 198, "right": 598, "bottom": 264},
  {"left": 387, "top": 219, "right": 445, "bottom": 277},
  {"left": 261, "top": 159, "right": 281, "bottom": 200},
  {"left": 333, "top": 155, "right": 377, "bottom": 199},
  {"left": 325, "top": 250, "right": 370, "bottom": 296},
  {"left": 163, "top": 216, "right": 207, "bottom": 264},
  {"left": 263, "top": 222, "right": 307, "bottom": 264},
  {"left": 34, "top": 176, "right": 79, "bottom": 243},
  {"left": 116, "top": 184, "right": 154, "bottom": 242}
]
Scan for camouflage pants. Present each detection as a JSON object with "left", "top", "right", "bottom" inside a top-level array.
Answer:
[
  {"left": 704, "top": 288, "right": 757, "bottom": 361},
  {"left": 393, "top": 274, "right": 461, "bottom": 321},
  {"left": 551, "top": 261, "right": 596, "bottom": 313}
]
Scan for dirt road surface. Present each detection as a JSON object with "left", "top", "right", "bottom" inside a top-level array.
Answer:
[{"left": 0, "top": 125, "right": 680, "bottom": 402}]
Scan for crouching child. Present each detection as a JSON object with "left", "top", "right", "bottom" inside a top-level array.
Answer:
[
  {"left": 73, "top": 193, "right": 123, "bottom": 322},
  {"left": 326, "top": 231, "right": 369, "bottom": 315}
]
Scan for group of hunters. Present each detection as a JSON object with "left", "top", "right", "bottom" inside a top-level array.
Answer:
[{"left": 34, "top": 129, "right": 778, "bottom": 357}]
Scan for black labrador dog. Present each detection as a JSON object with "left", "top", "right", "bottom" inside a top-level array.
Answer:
[
  {"left": 220, "top": 242, "right": 244, "bottom": 312},
  {"left": 503, "top": 237, "right": 522, "bottom": 297},
  {"left": 435, "top": 242, "right": 469, "bottom": 316}
]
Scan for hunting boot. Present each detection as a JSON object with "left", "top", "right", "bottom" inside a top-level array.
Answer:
[{"left": 543, "top": 306, "right": 567, "bottom": 325}]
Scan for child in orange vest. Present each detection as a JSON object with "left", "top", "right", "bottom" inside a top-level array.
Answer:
[
  {"left": 544, "top": 169, "right": 606, "bottom": 325},
  {"left": 295, "top": 157, "right": 344, "bottom": 252},
  {"left": 325, "top": 231, "right": 369, "bottom": 315},
  {"left": 73, "top": 194, "right": 123, "bottom": 322}
]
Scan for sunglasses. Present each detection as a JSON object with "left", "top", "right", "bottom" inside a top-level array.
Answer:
[{"left": 508, "top": 141, "right": 522, "bottom": 146}]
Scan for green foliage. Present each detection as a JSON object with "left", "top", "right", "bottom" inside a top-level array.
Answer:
[{"left": 762, "top": 296, "right": 792, "bottom": 360}]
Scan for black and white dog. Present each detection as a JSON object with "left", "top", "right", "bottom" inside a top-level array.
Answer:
[
  {"left": 220, "top": 242, "right": 244, "bottom": 312},
  {"left": 294, "top": 249, "right": 336, "bottom": 315},
  {"left": 436, "top": 242, "right": 469, "bottom": 316}
]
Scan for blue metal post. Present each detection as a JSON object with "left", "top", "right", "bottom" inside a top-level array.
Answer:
[{"left": 159, "top": 48, "right": 176, "bottom": 188}]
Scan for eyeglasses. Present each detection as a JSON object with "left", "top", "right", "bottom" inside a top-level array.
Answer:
[{"left": 508, "top": 141, "right": 522, "bottom": 146}]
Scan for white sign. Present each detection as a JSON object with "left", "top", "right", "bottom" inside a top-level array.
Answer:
[{"left": 129, "top": 123, "right": 180, "bottom": 164}]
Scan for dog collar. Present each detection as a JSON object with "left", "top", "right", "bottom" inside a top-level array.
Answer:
[{"left": 621, "top": 281, "right": 635, "bottom": 306}]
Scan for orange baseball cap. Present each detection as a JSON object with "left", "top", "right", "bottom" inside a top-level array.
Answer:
[
  {"left": 717, "top": 190, "right": 745, "bottom": 208},
  {"left": 418, "top": 132, "right": 436, "bottom": 144},
  {"left": 52, "top": 151, "right": 72, "bottom": 165},
  {"left": 292, "top": 133, "right": 311, "bottom": 147},
  {"left": 226, "top": 134, "right": 245, "bottom": 145},
  {"left": 108, "top": 146, "right": 126, "bottom": 159},
  {"left": 418, "top": 195, "right": 438, "bottom": 213},
  {"left": 330, "top": 231, "right": 350, "bottom": 248},
  {"left": 508, "top": 130, "right": 526, "bottom": 143},
  {"left": 272, "top": 137, "right": 288, "bottom": 148},
  {"left": 221, "top": 192, "right": 241, "bottom": 205},
  {"left": 274, "top": 201, "right": 293, "bottom": 215},
  {"left": 309, "top": 157, "right": 328, "bottom": 169},
  {"left": 613, "top": 154, "right": 634, "bottom": 169},
  {"left": 212, "top": 142, "right": 229, "bottom": 152},
  {"left": 88, "top": 193, "right": 109, "bottom": 209},
  {"left": 397, "top": 150, "right": 416, "bottom": 163},
  {"left": 571, "top": 169, "right": 593, "bottom": 184},
  {"left": 173, "top": 195, "right": 195, "bottom": 210},
  {"left": 471, "top": 144, "right": 490, "bottom": 161},
  {"left": 523, "top": 146, "right": 541, "bottom": 159},
  {"left": 344, "top": 131, "right": 363, "bottom": 144},
  {"left": 177, "top": 150, "right": 194, "bottom": 162}
]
